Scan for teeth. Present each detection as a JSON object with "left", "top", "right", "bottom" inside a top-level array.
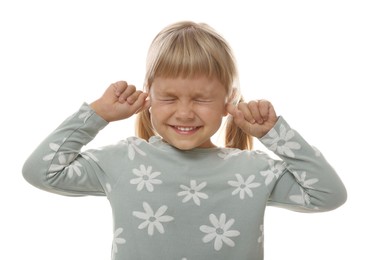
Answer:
[{"left": 176, "top": 126, "right": 196, "bottom": 131}]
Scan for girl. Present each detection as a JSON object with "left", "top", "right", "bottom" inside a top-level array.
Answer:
[{"left": 23, "top": 21, "right": 347, "bottom": 260}]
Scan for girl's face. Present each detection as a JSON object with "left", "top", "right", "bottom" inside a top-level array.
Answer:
[{"left": 150, "top": 76, "right": 228, "bottom": 150}]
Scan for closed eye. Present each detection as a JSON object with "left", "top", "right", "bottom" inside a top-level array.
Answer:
[
  {"left": 194, "top": 99, "right": 212, "bottom": 103},
  {"left": 158, "top": 98, "right": 176, "bottom": 102}
]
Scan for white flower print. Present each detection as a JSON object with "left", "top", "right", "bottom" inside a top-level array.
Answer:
[
  {"left": 217, "top": 149, "right": 242, "bottom": 160},
  {"left": 257, "top": 224, "right": 264, "bottom": 245},
  {"left": 200, "top": 213, "right": 240, "bottom": 251},
  {"left": 48, "top": 152, "right": 82, "bottom": 178},
  {"left": 289, "top": 171, "right": 319, "bottom": 206},
  {"left": 78, "top": 104, "right": 93, "bottom": 123},
  {"left": 177, "top": 180, "right": 208, "bottom": 206},
  {"left": 262, "top": 124, "right": 301, "bottom": 157},
  {"left": 294, "top": 171, "right": 319, "bottom": 188},
  {"left": 289, "top": 187, "right": 311, "bottom": 205},
  {"left": 251, "top": 150, "right": 267, "bottom": 157},
  {"left": 259, "top": 160, "right": 285, "bottom": 186},
  {"left": 65, "top": 160, "right": 83, "bottom": 178},
  {"left": 106, "top": 182, "right": 112, "bottom": 193},
  {"left": 81, "top": 150, "right": 100, "bottom": 162},
  {"left": 111, "top": 227, "right": 126, "bottom": 260},
  {"left": 130, "top": 165, "right": 162, "bottom": 192},
  {"left": 132, "top": 202, "right": 174, "bottom": 236},
  {"left": 127, "top": 138, "right": 146, "bottom": 160},
  {"left": 43, "top": 142, "right": 61, "bottom": 161},
  {"left": 228, "top": 174, "right": 261, "bottom": 199},
  {"left": 312, "top": 146, "right": 321, "bottom": 157}
]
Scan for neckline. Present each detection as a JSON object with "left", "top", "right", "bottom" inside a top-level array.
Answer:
[{"left": 148, "top": 136, "right": 225, "bottom": 154}]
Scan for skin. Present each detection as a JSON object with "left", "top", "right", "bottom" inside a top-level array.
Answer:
[
  {"left": 90, "top": 79, "right": 278, "bottom": 150},
  {"left": 149, "top": 76, "right": 228, "bottom": 150}
]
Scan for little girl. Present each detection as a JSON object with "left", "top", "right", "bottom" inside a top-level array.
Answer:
[{"left": 23, "top": 21, "right": 347, "bottom": 260}]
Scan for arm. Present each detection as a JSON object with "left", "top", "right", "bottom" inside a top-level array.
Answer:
[
  {"left": 227, "top": 100, "right": 347, "bottom": 212},
  {"left": 22, "top": 81, "right": 150, "bottom": 196},
  {"left": 260, "top": 117, "right": 347, "bottom": 212}
]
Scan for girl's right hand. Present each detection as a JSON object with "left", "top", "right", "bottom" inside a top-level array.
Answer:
[{"left": 90, "top": 81, "right": 150, "bottom": 122}]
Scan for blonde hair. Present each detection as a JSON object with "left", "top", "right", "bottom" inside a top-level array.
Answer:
[{"left": 136, "top": 21, "right": 253, "bottom": 150}]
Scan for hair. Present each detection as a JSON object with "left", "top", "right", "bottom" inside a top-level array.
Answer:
[{"left": 135, "top": 21, "right": 253, "bottom": 150}]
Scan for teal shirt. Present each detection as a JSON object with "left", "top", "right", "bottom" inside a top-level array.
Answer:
[{"left": 23, "top": 103, "right": 347, "bottom": 260}]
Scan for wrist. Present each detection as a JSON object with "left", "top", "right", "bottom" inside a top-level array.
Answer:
[{"left": 89, "top": 100, "right": 111, "bottom": 122}]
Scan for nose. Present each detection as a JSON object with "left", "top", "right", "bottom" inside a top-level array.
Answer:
[{"left": 175, "top": 101, "right": 195, "bottom": 120}]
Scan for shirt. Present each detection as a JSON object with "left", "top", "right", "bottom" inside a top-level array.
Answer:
[{"left": 22, "top": 103, "right": 347, "bottom": 260}]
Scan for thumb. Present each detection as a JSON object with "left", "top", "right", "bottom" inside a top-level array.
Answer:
[
  {"left": 135, "top": 95, "right": 151, "bottom": 114},
  {"left": 226, "top": 103, "right": 241, "bottom": 118},
  {"left": 226, "top": 102, "right": 254, "bottom": 136}
]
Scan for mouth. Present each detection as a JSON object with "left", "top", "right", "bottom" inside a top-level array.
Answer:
[{"left": 171, "top": 125, "right": 201, "bottom": 135}]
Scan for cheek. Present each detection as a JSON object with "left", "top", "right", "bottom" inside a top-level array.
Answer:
[
  {"left": 149, "top": 105, "right": 169, "bottom": 127},
  {"left": 150, "top": 104, "right": 169, "bottom": 117},
  {"left": 149, "top": 111, "right": 159, "bottom": 132},
  {"left": 196, "top": 108, "right": 225, "bottom": 128},
  {"left": 200, "top": 104, "right": 227, "bottom": 118}
]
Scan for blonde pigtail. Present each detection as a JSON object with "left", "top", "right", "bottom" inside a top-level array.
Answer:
[
  {"left": 135, "top": 109, "right": 155, "bottom": 141},
  {"left": 225, "top": 96, "right": 253, "bottom": 150}
]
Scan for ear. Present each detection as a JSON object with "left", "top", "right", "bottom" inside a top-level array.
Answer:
[
  {"left": 223, "top": 88, "right": 237, "bottom": 117},
  {"left": 223, "top": 102, "right": 230, "bottom": 117}
]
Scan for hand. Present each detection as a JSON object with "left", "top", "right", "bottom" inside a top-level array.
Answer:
[
  {"left": 90, "top": 81, "right": 150, "bottom": 122},
  {"left": 226, "top": 100, "right": 278, "bottom": 138}
]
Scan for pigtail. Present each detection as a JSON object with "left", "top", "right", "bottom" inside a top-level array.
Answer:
[
  {"left": 225, "top": 96, "right": 253, "bottom": 150},
  {"left": 135, "top": 109, "right": 155, "bottom": 141}
]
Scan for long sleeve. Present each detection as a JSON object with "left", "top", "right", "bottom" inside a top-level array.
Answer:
[
  {"left": 22, "top": 104, "right": 347, "bottom": 259},
  {"left": 260, "top": 116, "right": 347, "bottom": 212},
  {"left": 22, "top": 103, "right": 110, "bottom": 196}
]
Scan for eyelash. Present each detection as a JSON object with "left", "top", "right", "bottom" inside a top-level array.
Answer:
[{"left": 157, "top": 98, "right": 211, "bottom": 103}]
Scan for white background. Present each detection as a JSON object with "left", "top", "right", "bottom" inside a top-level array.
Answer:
[{"left": 1, "top": 0, "right": 367, "bottom": 259}]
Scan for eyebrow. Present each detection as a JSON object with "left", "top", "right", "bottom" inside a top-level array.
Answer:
[
  {"left": 155, "top": 90, "right": 214, "bottom": 99},
  {"left": 153, "top": 89, "right": 176, "bottom": 97}
]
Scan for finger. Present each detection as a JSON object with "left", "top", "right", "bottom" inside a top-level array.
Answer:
[
  {"left": 237, "top": 102, "right": 256, "bottom": 124},
  {"left": 226, "top": 103, "right": 245, "bottom": 121},
  {"left": 268, "top": 103, "right": 277, "bottom": 120},
  {"left": 100, "top": 82, "right": 124, "bottom": 104},
  {"left": 118, "top": 84, "right": 137, "bottom": 103},
  {"left": 227, "top": 103, "right": 256, "bottom": 135},
  {"left": 113, "top": 81, "right": 128, "bottom": 96},
  {"left": 226, "top": 103, "right": 237, "bottom": 117},
  {"left": 249, "top": 100, "right": 266, "bottom": 124},
  {"left": 135, "top": 95, "right": 151, "bottom": 114},
  {"left": 126, "top": 90, "right": 143, "bottom": 105},
  {"left": 258, "top": 100, "right": 271, "bottom": 122},
  {"left": 130, "top": 92, "right": 149, "bottom": 113}
]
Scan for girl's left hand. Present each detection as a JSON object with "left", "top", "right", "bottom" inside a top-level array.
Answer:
[{"left": 226, "top": 100, "right": 278, "bottom": 138}]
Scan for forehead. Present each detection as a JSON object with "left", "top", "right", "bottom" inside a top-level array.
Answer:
[{"left": 151, "top": 76, "right": 227, "bottom": 95}]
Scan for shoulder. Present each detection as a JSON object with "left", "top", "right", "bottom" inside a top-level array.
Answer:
[
  {"left": 217, "top": 147, "right": 274, "bottom": 168},
  {"left": 82, "top": 136, "right": 150, "bottom": 160}
]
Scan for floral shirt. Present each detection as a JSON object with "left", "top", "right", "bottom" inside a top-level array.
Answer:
[{"left": 23, "top": 103, "right": 347, "bottom": 260}]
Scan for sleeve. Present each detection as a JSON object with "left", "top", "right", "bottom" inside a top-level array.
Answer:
[
  {"left": 259, "top": 116, "right": 347, "bottom": 212},
  {"left": 22, "top": 103, "right": 111, "bottom": 196}
]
